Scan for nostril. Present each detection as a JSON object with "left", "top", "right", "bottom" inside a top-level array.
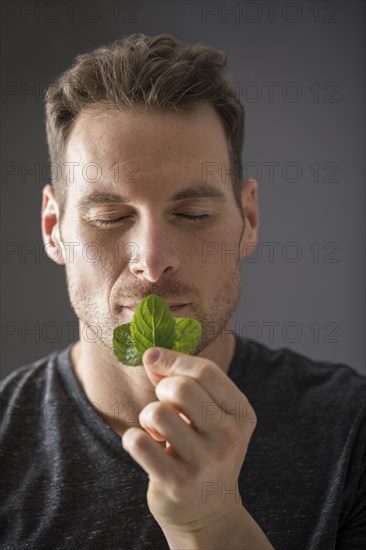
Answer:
[{"left": 129, "top": 246, "right": 179, "bottom": 282}]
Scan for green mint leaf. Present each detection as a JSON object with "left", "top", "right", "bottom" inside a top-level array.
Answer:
[
  {"left": 172, "top": 317, "right": 202, "bottom": 354},
  {"left": 130, "top": 294, "right": 176, "bottom": 354},
  {"left": 113, "top": 323, "right": 142, "bottom": 366},
  {"left": 112, "top": 294, "right": 202, "bottom": 366}
]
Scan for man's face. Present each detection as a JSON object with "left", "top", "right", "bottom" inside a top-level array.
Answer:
[{"left": 54, "top": 103, "right": 248, "bottom": 357}]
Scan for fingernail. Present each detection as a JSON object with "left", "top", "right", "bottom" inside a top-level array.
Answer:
[{"left": 145, "top": 348, "right": 160, "bottom": 365}]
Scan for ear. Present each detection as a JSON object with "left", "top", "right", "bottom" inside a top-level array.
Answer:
[
  {"left": 239, "top": 178, "right": 260, "bottom": 260},
  {"left": 41, "top": 184, "right": 65, "bottom": 266}
]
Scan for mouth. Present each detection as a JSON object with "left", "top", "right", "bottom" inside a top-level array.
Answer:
[
  {"left": 124, "top": 304, "right": 189, "bottom": 316},
  {"left": 167, "top": 304, "right": 189, "bottom": 314}
]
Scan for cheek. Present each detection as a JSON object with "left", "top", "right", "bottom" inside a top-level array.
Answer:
[
  {"left": 80, "top": 223, "right": 142, "bottom": 262},
  {"left": 200, "top": 225, "right": 241, "bottom": 268},
  {"left": 65, "top": 236, "right": 117, "bottom": 286},
  {"left": 70, "top": 224, "right": 126, "bottom": 269}
]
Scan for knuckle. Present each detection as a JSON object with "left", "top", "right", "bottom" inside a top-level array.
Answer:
[
  {"left": 150, "top": 402, "right": 168, "bottom": 425},
  {"left": 138, "top": 407, "right": 146, "bottom": 425},
  {"left": 174, "top": 378, "right": 193, "bottom": 402},
  {"left": 138, "top": 402, "right": 153, "bottom": 424},
  {"left": 126, "top": 430, "right": 146, "bottom": 452},
  {"left": 195, "top": 361, "right": 215, "bottom": 383},
  {"left": 139, "top": 401, "right": 165, "bottom": 425},
  {"left": 245, "top": 402, "right": 258, "bottom": 425}
]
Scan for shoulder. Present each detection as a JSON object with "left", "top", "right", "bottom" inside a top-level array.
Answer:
[
  {"left": 0, "top": 348, "right": 65, "bottom": 425},
  {"left": 1, "top": 349, "right": 59, "bottom": 392},
  {"left": 235, "top": 335, "right": 365, "bottom": 386},
  {"left": 240, "top": 335, "right": 365, "bottom": 385},
  {"left": 234, "top": 335, "right": 366, "bottom": 420}
]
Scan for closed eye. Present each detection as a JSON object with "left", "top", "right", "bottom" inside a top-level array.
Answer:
[
  {"left": 93, "top": 213, "right": 212, "bottom": 227},
  {"left": 175, "top": 213, "right": 211, "bottom": 222},
  {"left": 93, "top": 216, "right": 131, "bottom": 227}
]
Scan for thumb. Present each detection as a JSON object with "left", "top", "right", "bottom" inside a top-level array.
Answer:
[
  {"left": 142, "top": 346, "right": 186, "bottom": 386},
  {"left": 142, "top": 347, "right": 169, "bottom": 386}
]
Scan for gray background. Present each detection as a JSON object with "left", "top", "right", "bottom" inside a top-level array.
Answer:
[{"left": 1, "top": 0, "right": 365, "bottom": 379}]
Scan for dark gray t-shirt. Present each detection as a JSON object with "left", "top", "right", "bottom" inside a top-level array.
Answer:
[{"left": 1, "top": 334, "right": 365, "bottom": 550}]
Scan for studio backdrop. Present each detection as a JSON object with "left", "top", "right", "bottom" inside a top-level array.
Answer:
[{"left": 1, "top": 0, "right": 365, "bottom": 379}]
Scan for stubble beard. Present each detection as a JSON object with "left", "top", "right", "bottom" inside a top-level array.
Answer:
[
  {"left": 64, "top": 261, "right": 241, "bottom": 358},
  {"left": 62, "top": 218, "right": 244, "bottom": 358}
]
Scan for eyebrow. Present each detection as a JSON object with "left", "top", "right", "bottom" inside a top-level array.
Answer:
[{"left": 77, "top": 184, "right": 227, "bottom": 211}]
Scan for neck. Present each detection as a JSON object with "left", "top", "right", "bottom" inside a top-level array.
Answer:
[{"left": 70, "top": 322, "right": 236, "bottom": 439}]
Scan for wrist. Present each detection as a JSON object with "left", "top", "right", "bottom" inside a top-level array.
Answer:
[{"left": 161, "top": 505, "right": 274, "bottom": 550}]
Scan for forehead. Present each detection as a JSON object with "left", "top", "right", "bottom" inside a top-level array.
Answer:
[{"left": 64, "top": 103, "right": 232, "bottom": 199}]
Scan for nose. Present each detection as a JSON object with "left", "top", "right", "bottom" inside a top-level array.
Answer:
[{"left": 128, "top": 215, "right": 180, "bottom": 282}]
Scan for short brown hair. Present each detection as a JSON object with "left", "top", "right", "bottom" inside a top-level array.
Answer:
[{"left": 44, "top": 33, "right": 245, "bottom": 222}]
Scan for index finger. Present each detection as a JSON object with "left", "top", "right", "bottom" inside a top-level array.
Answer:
[{"left": 143, "top": 347, "right": 257, "bottom": 422}]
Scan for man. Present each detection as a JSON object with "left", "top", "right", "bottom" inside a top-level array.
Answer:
[{"left": 1, "top": 33, "right": 365, "bottom": 550}]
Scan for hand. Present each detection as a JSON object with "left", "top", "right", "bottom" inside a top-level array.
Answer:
[{"left": 121, "top": 346, "right": 258, "bottom": 543}]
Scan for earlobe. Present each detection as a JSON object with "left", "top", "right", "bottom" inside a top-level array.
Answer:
[
  {"left": 41, "top": 184, "right": 65, "bottom": 266},
  {"left": 239, "top": 178, "right": 260, "bottom": 260}
]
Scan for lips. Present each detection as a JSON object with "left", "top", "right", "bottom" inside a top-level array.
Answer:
[
  {"left": 168, "top": 305, "right": 188, "bottom": 312},
  {"left": 124, "top": 304, "right": 189, "bottom": 316},
  {"left": 125, "top": 303, "right": 188, "bottom": 309}
]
